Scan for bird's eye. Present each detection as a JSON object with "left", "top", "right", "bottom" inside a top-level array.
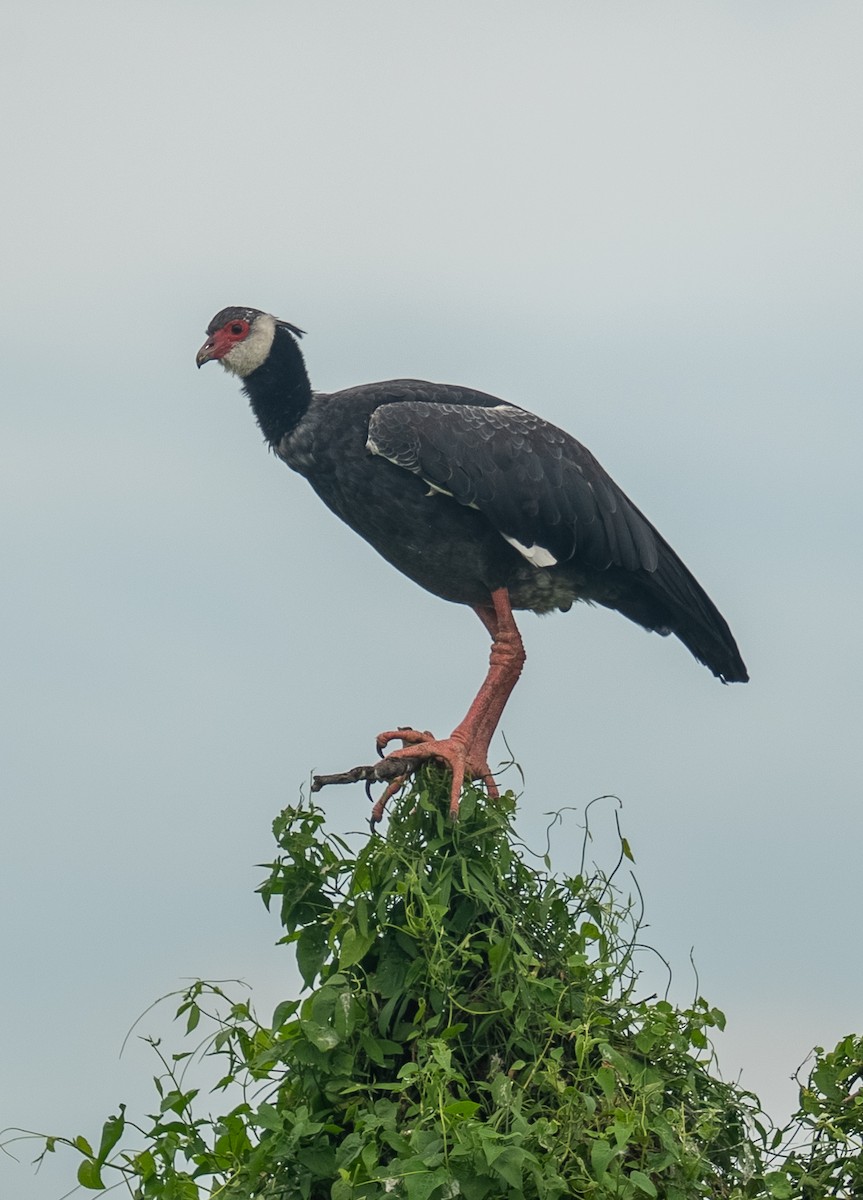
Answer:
[{"left": 230, "top": 322, "right": 246, "bottom": 336}]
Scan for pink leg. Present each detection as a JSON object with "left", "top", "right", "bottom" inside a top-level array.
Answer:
[{"left": 375, "top": 588, "right": 526, "bottom": 819}]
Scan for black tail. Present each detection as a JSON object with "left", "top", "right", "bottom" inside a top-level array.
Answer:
[{"left": 608, "top": 544, "right": 748, "bottom": 684}]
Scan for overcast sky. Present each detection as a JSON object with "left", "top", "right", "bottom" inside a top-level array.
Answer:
[{"left": 2, "top": 3, "right": 862, "bottom": 1196}]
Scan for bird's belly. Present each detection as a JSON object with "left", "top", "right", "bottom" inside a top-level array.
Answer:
[
  {"left": 342, "top": 495, "right": 512, "bottom": 605},
  {"left": 299, "top": 458, "right": 513, "bottom": 605}
]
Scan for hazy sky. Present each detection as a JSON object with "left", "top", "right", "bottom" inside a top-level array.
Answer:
[{"left": 2, "top": 4, "right": 862, "bottom": 1196}]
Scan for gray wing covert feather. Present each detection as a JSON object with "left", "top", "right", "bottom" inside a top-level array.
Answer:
[{"left": 366, "top": 401, "right": 660, "bottom": 573}]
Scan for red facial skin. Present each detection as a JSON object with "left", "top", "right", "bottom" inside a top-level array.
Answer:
[{"left": 196, "top": 318, "right": 249, "bottom": 367}]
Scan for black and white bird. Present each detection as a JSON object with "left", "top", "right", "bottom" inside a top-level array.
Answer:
[{"left": 197, "top": 307, "right": 747, "bottom": 818}]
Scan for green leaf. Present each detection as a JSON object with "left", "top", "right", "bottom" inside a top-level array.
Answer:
[
  {"left": 333, "top": 989, "right": 357, "bottom": 1039},
  {"left": 132, "top": 1149, "right": 156, "bottom": 1181},
  {"left": 485, "top": 1145, "right": 527, "bottom": 1189},
  {"left": 487, "top": 938, "right": 510, "bottom": 974},
  {"left": 596, "top": 1066, "right": 616, "bottom": 1101},
  {"left": 95, "top": 1106, "right": 125, "bottom": 1163},
  {"left": 629, "top": 1168, "right": 657, "bottom": 1196},
  {"left": 159, "top": 1087, "right": 198, "bottom": 1115},
  {"left": 76, "top": 1158, "right": 104, "bottom": 1190},
  {"left": 300, "top": 1019, "right": 340, "bottom": 1051},
  {"left": 590, "top": 1138, "right": 616, "bottom": 1180},
  {"left": 297, "top": 1146, "right": 337, "bottom": 1176},
  {"left": 339, "top": 924, "right": 376, "bottom": 969},
  {"left": 403, "top": 1166, "right": 451, "bottom": 1200},
  {"left": 331, "top": 1177, "right": 353, "bottom": 1200},
  {"left": 443, "top": 1099, "right": 481, "bottom": 1120},
  {"left": 255, "top": 1102, "right": 285, "bottom": 1133},
  {"left": 359, "top": 1028, "right": 389, "bottom": 1066},
  {"left": 635, "top": 1028, "right": 657, "bottom": 1053},
  {"left": 335, "top": 1131, "right": 365, "bottom": 1168},
  {"left": 271, "top": 997, "right": 300, "bottom": 1028},
  {"left": 490, "top": 1072, "right": 512, "bottom": 1108},
  {"left": 458, "top": 1177, "right": 493, "bottom": 1200},
  {"left": 296, "top": 924, "right": 328, "bottom": 987}
]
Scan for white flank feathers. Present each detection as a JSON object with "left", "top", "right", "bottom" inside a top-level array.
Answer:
[{"left": 502, "top": 534, "right": 558, "bottom": 568}]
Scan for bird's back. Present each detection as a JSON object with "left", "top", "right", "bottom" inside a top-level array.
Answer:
[{"left": 274, "top": 378, "right": 747, "bottom": 683}]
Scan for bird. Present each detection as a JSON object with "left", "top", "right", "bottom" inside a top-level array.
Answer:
[{"left": 197, "top": 306, "right": 748, "bottom": 819}]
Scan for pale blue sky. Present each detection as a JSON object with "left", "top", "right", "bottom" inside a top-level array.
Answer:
[{"left": 2, "top": 3, "right": 862, "bottom": 1195}]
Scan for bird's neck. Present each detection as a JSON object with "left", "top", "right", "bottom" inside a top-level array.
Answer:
[{"left": 241, "top": 326, "right": 313, "bottom": 446}]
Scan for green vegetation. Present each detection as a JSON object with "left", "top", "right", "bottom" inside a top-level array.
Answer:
[{"left": 8, "top": 775, "right": 863, "bottom": 1196}]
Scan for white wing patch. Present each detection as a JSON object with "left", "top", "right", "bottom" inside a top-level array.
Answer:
[
  {"left": 425, "top": 481, "right": 454, "bottom": 498},
  {"left": 502, "top": 534, "right": 558, "bottom": 568}
]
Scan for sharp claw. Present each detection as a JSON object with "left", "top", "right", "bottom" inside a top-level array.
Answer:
[
  {"left": 316, "top": 728, "right": 499, "bottom": 827},
  {"left": 370, "top": 787, "right": 392, "bottom": 826}
]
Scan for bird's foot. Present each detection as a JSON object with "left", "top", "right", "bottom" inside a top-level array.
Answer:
[
  {"left": 366, "top": 728, "right": 432, "bottom": 823},
  {"left": 373, "top": 729, "right": 499, "bottom": 823},
  {"left": 311, "top": 729, "right": 499, "bottom": 827}
]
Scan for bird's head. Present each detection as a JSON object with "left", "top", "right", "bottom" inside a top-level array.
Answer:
[{"left": 196, "top": 307, "right": 304, "bottom": 377}]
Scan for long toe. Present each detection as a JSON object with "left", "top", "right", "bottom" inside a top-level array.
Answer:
[
  {"left": 376, "top": 727, "right": 436, "bottom": 756},
  {"left": 378, "top": 735, "right": 499, "bottom": 818}
]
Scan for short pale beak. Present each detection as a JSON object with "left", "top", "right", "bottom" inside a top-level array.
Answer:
[{"left": 196, "top": 337, "right": 217, "bottom": 368}]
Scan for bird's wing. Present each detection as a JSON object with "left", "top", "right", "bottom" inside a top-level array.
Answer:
[{"left": 366, "top": 400, "right": 660, "bottom": 573}]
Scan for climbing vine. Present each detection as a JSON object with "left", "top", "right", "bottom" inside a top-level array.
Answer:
[{"left": 7, "top": 776, "right": 862, "bottom": 1197}]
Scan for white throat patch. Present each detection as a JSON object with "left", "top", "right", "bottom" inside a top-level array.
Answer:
[{"left": 221, "top": 313, "right": 277, "bottom": 377}]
